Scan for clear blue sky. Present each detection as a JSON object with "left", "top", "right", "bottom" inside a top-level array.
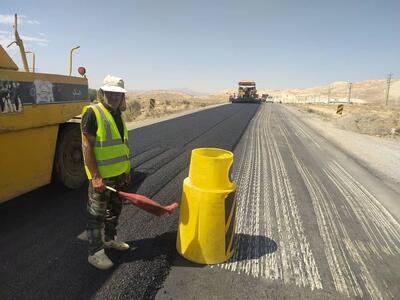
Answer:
[{"left": 1, "top": 0, "right": 399, "bottom": 93}]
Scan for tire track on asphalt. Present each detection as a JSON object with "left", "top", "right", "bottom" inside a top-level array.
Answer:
[
  {"left": 279, "top": 120, "right": 363, "bottom": 298},
  {"left": 261, "top": 108, "right": 279, "bottom": 280},
  {"left": 278, "top": 105, "right": 400, "bottom": 299},
  {"left": 220, "top": 104, "right": 322, "bottom": 290},
  {"left": 219, "top": 104, "right": 400, "bottom": 298},
  {"left": 327, "top": 161, "right": 400, "bottom": 254},
  {"left": 287, "top": 118, "right": 321, "bottom": 149},
  {"left": 269, "top": 107, "right": 322, "bottom": 290}
]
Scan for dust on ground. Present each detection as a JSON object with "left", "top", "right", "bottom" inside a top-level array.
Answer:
[
  {"left": 293, "top": 103, "right": 400, "bottom": 139},
  {"left": 286, "top": 105, "right": 400, "bottom": 193},
  {"left": 123, "top": 90, "right": 227, "bottom": 122}
]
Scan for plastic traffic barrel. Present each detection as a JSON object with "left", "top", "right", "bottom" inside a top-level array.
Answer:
[{"left": 176, "top": 148, "right": 236, "bottom": 264}]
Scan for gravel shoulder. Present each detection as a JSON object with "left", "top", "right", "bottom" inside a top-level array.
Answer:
[{"left": 285, "top": 105, "right": 400, "bottom": 194}]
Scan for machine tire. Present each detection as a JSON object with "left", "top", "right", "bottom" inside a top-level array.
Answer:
[{"left": 54, "top": 124, "right": 87, "bottom": 189}]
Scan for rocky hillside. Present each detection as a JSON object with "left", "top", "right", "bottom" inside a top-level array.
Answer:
[
  {"left": 215, "top": 78, "right": 400, "bottom": 105},
  {"left": 270, "top": 79, "right": 400, "bottom": 104}
]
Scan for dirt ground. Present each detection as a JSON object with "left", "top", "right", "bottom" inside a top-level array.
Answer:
[
  {"left": 123, "top": 92, "right": 227, "bottom": 122},
  {"left": 265, "top": 79, "right": 400, "bottom": 105},
  {"left": 292, "top": 103, "right": 400, "bottom": 139}
]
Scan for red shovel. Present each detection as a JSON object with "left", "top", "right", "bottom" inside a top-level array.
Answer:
[{"left": 105, "top": 186, "right": 178, "bottom": 216}]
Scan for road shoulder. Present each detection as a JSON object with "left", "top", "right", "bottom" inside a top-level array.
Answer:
[
  {"left": 126, "top": 103, "right": 229, "bottom": 130},
  {"left": 285, "top": 105, "right": 400, "bottom": 194}
]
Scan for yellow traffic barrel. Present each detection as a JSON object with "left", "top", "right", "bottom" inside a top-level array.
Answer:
[{"left": 176, "top": 148, "right": 236, "bottom": 264}]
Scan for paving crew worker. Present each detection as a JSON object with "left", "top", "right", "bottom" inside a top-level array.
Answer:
[{"left": 81, "top": 75, "right": 131, "bottom": 270}]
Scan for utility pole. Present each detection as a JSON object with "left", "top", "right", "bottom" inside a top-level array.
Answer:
[
  {"left": 385, "top": 73, "right": 393, "bottom": 106},
  {"left": 327, "top": 86, "right": 331, "bottom": 103},
  {"left": 348, "top": 82, "right": 352, "bottom": 104}
]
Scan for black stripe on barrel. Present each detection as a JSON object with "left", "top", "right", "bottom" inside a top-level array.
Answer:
[{"left": 225, "top": 191, "right": 236, "bottom": 254}]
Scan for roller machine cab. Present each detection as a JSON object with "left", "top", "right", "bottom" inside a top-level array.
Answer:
[{"left": 0, "top": 14, "right": 89, "bottom": 203}]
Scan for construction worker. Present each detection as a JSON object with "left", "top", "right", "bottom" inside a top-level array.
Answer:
[{"left": 81, "top": 75, "right": 131, "bottom": 270}]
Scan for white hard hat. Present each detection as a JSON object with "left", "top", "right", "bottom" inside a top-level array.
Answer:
[{"left": 100, "top": 75, "right": 127, "bottom": 93}]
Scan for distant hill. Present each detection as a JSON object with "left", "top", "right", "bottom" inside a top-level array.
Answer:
[
  {"left": 127, "top": 90, "right": 194, "bottom": 101},
  {"left": 269, "top": 79, "right": 400, "bottom": 104},
  {"left": 126, "top": 89, "right": 227, "bottom": 102},
  {"left": 171, "top": 88, "right": 208, "bottom": 96},
  {"left": 214, "top": 78, "right": 400, "bottom": 104}
]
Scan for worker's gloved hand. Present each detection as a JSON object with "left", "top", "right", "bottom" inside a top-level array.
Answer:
[{"left": 92, "top": 176, "right": 105, "bottom": 193}]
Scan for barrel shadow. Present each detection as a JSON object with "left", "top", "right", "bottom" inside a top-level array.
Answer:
[
  {"left": 170, "top": 233, "right": 278, "bottom": 267},
  {"left": 111, "top": 233, "right": 277, "bottom": 267},
  {"left": 228, "top": 233, "right": 278, "bottom": 262}
]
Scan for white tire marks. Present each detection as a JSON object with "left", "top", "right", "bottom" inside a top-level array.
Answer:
[
  {"left": 218, "top": 104, "right": 400, "bottom": 300},
  {"left": 220, "top": 105, "right": 322, "bottom": 290}
]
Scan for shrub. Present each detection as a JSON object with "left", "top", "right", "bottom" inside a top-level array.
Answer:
[{"left": 124, "top": 100, "right": 142, "bottom": 121}]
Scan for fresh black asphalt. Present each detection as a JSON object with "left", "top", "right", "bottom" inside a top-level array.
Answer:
[{"left": 0, "top": 103, "right": 259, "bottom": 300}]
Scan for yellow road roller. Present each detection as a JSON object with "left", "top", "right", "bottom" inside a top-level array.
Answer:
[{"left": 0, "top": 15, "right": 89, "bottom": 203}]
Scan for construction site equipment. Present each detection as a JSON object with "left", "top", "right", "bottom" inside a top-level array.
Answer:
[
  {"left": 0, "top": 14, "right": 89, "bottom": 203},
  {"left": 105, "top": 186, "right": 178, "bottom": 216},
  {"left": 261, "top": 93, "right": 269, "bottom": 102},
  {"left": 177, "top": 148, "right": 236, "bottom": 264},
  {"left": 232, "top": 80, "right": 260, "bottom": 103}
]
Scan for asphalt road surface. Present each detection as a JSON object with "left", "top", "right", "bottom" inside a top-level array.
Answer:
[
  {"left": 159, "top": 104, "right": 400, "bottom": 300},
  {"left": 1, "top": 103, "right": 400, "bottom": 300},
  {"left": 0, "top": 103, "right": 258, "bottom": 299}
]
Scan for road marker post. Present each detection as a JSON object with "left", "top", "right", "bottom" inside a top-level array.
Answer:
[
  {"left": 337, "top": 104, "right": 344, "bottom": 115},
  {"left": 176, "top": 148, "right": 236, "bottom": 264},
  {"left": 149, "top": 98, "right": 155, "bottom": 110}
]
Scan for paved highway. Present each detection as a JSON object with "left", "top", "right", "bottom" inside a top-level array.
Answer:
[
  {"left": 0, "top": 103, "right": 258, "bottom": 299},
  {"left": 1, "top": 103, "right": 400, "bottom": 300},
  {"left": 160, "top": 104, "right": 400, "bottom": 300}
]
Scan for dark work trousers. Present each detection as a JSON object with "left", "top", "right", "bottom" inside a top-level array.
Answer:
[{"left": 86, "top": 174, "right": 127, "bottom": 255}]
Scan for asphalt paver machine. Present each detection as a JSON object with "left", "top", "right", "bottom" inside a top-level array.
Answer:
[{"left": 232, "top": 80, "right": 260, "bottom": 103}]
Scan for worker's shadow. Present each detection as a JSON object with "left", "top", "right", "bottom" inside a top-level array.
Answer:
[
  {"left": 107, "top": 232, "right": 278, "bottom": 268},
  {"left": 106, "top": 231, "right": 177, "bottom": 266}
]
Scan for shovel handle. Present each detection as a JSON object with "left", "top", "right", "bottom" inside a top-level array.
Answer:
[{"left": 105, "top": 185, "right": 118, "bottom": 193}]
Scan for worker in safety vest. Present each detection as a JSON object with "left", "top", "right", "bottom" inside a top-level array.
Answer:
[{"left": 81, "top": 75, "right": 131, "bottom": 270}]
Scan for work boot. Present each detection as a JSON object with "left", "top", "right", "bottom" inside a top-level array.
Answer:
[
  {"left": 88, "top": 249, "right": 114, "bottom": 270},
  {"left": 104, "top": 237, "right": 130, "bottom": 251}
]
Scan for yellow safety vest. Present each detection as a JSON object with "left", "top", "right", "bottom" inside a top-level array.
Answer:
[{"left": 81, "top": 102, "right": 131, "bottom": 179}]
